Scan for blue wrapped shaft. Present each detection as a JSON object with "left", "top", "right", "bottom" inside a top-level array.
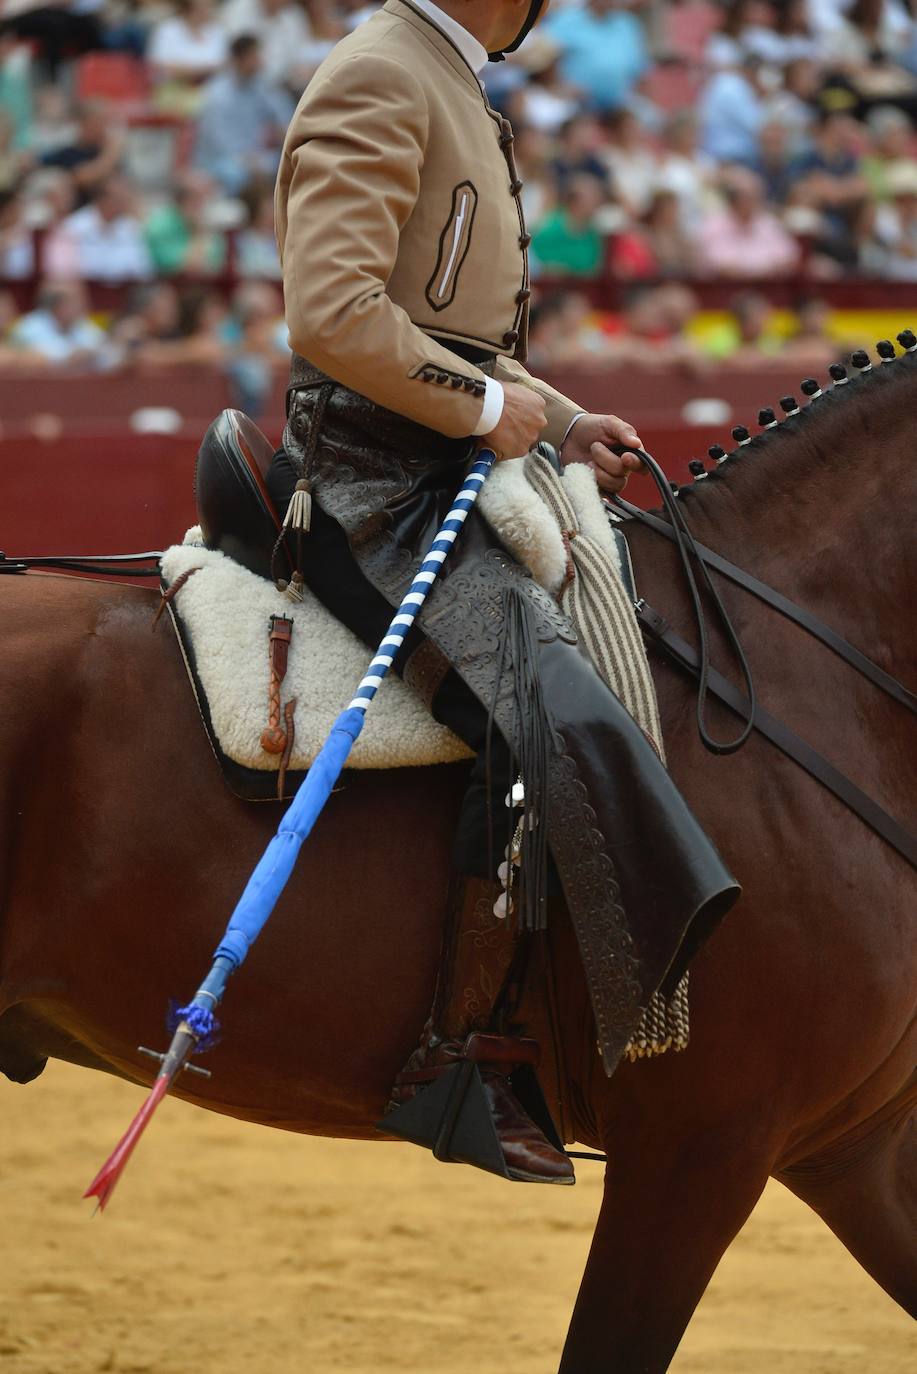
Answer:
[{"left": 181, "top": 451, "right": 496, "bottom": 1037}]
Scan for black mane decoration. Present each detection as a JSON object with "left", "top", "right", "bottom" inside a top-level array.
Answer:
[{"left": 676, "top": 334, "right": 916, "bottom": 502}]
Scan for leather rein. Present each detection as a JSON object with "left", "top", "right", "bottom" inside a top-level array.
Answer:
[{"left": 610, "top": 448, "right": 917, "bottom": 872}]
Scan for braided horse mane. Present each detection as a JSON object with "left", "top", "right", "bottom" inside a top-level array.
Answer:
[{"left": 671, "top": 331, "right": 917, "bottom": 510}]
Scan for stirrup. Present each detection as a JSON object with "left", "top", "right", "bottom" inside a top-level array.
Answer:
[{"left": 377, "top": 1036, "right": 569, "bottom": 1183}]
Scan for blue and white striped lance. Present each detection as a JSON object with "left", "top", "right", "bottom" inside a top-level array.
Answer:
[
  {"left": 347, "top": 454, "right": 492, "bottom": 711},
  {"left": 173, "top": 449, "right": 497, "bottom": 1038}
]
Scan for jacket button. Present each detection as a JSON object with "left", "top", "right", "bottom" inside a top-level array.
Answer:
[
  {"left": 473, "top": 380, "right": 486, "bottom": 397},
  {"left": 518, "top": 232, "right": 531, "bottom": 249},
  {"left": 450, "top": 376, "right": 463, "bottom": 388},
  {"left": 509, "top": 179, "right": 523, "bottom": 196},
  {"left": 502, "top": 329, "right": 519, "bottom": 347},
  {"left": 436, "top": 371, "right": 449, "bottom": 384},
  {"left": 463, "top": 378, "right": 477, "bottom": 392},
  {"left": 515, "top": 288, "right": 531, "bottom": 305},
  {"left": 421, "top": 369, "right": 435, "bottom": 382}
]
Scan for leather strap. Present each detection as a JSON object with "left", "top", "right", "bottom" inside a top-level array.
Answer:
[
  {"left": 268, "top": 614, "right": 293, "bottom": 680},
  {"left": 614, "top": 497, "right": 917, "bottom": 717},
  {"left": 636, "top": 600, "right": 917, "bottom": 872}
]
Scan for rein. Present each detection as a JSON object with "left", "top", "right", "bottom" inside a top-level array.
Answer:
[
  {"left": 611, "top": 450, "right": 917, "bottom": 872},
  {"left": 0, "top": 552, "right": 163, "bottom": 578}
]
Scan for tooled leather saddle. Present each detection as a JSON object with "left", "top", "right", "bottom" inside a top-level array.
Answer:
[{"left": 194, "top": 409, "right": 289, "bottom": 583}]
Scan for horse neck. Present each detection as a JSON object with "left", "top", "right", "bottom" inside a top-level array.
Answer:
[{"left": 657, "top": 359, "right": 917, "bottom": 683}]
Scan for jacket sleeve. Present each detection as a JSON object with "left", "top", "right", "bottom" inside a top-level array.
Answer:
[
  {"left": 277, "top": 53, "right": 491, "bottom": 438},
  {"left": 492, "top": 354, "right": 584, "bottom": 450}
]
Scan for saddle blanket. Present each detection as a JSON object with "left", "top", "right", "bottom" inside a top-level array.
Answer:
[{"left": 160, "top": 452, "right": 661, "bottom": 788}]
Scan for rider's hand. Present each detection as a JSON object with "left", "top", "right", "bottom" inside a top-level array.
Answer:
[
  {"left": 481, "top": 382, "right": 547, "bottom": 461},
  {"left": 560, "top": 413, "right": 645, "bottom": 494}
]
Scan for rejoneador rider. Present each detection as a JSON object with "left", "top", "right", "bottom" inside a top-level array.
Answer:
[{"left": 268, "top": 0, "right": 740, "bottom": 1183}]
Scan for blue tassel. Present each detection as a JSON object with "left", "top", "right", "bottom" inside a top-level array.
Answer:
[{"left": 167, "top": 1000, "right": 220, "bottom": 1053}]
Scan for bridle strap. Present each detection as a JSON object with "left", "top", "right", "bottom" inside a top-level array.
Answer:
[
  {"left": 612, "top": 497, "right": 917, "bottom": 717},
  {"left": 636, "top": 599, "right": 917, "bottom": 872},
  {"left": 612, "top": 448, "right": 757, "bottom": 754}
]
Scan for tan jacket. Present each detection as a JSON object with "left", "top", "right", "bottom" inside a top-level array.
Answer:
[{"left": 275, "top": 0, "right": 581, "bottom": 444}]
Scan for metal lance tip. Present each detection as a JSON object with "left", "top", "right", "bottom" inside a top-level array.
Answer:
[
  {"left": 731, "top": 426, "right": 751, "bottom": 446},
  {"left": 800, "top": 378, "right": 821, "bottom": 398},
  {"left": 850, "top": 350, "right": 871, "bottom": 372},
  {"left": 708, "top": 445, "right": 727, "bottom": 463},
  {"left": 687, "top": 460, "right": 707, "bottom": 480},
  {"left": 876, "top": 339, "right": 896, "bottom": 362},
  {"left": 829, "top": 363, "right": 848, "bottom": 385},
  {"left": 896, "top": 329, "right": 916, "bottom": 352},
  {"left": 758, "top": 408, "right": 777, "bottom": 428},
  {"left": 779, "top": 396, "right": 799, "bottom": 415}
]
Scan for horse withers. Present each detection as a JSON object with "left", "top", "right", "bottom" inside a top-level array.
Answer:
[{"left": 1, "top": 349, "right": 915, "bottom": 1372}]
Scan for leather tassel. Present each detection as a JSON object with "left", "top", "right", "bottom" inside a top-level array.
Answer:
[{"left": 282, "top": 478, "right": 312, "bottom": 534}]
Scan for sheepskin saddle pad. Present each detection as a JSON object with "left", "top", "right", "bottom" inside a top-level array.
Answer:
[{"left": 159, "top": 450, "right": 661, "bottom": 801}]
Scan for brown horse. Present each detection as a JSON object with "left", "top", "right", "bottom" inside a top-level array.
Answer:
[{"left": 1, "top": 352, "right": 915, "bottom": 1373}]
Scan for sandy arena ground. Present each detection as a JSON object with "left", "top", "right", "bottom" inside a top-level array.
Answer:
[{"left": 1, "top": 1062, "right": 913, "bottom": 1374}]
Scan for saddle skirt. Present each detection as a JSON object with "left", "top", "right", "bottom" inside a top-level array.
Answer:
[{"left": 161, "top": 446, "right": 659, "bottom": 800}]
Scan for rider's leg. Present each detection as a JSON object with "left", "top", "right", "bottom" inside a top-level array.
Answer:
[{"left": 263, "top": 471, "right": 572, "bottom": 1181}]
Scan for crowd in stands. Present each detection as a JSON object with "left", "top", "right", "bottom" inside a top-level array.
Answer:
[{"left": 0, "top": 0, "right": 916, "bottom": 385}]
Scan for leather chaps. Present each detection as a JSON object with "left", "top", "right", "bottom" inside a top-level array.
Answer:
[{"left": 281, "top": 356, "right": 740, "bottom": 1075}]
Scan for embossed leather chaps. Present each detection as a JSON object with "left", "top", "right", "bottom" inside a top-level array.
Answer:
[{"left": 278, "top": 358, "right": 741, "bottom": 1079}]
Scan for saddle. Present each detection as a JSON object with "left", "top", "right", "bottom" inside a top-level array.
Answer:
[{"left": 194, "top": 409, "right": 290, "bottom": 584}]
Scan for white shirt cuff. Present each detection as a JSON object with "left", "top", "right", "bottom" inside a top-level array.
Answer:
[
  {"left": 561, "top": 411, "right": 587, "bottom": 447},
  {"left": 471, "top": 376, "right": 504, "bottom": 436}
]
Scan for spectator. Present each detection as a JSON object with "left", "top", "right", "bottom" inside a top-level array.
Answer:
[
  {"left": 0, "top": 184, "right": 33, "bottom": 276},
  {"left": 705, "top": 0, "right": 778, "bottom": 69},
  {"left": 544, "top": 0, "right": 650, "bottom": 113},
  {"left": 861, "top": 159, "right": 917, "bottom": 278},
  {"left": 506, "top": 35, "right": 579, "bottom": 136},
  {"left": 148, "top": 0, "right": 228, "bottom": 115},
  {"left": 222, "top": 0, "right": 315, "bottom": 91},
  {"left": 50, "top": 175, "right": 152, "bottom": 282},
  {"left": 193, "top": 33, "right": 294, "bottom": 195},
  {"left": 753, "top": 0, "right": 818, "bottom": 65},
  {"left": 549, "top": 113, "right": 610, "bottom": 195},
  {"left": 0, "top": 0, "right": 103, "bottom": 78},
  {"left": 746, "top": 119, "right": 798, "bottom": 203},
  {"left": 636, "top": 188, "right": 702, "bottom": 277},
  {"left": 764, "top": 56, "right": 819, "bottom": 151},
  {"left": 513, "top": 122, "right": 556, "bottom": 226},
  {"left": 144, "top": 170, "right": 227, "bottom": 275},
  {"left": 40, "top": 100, "right": 125, "bottom": 204},
  {"left": 0, "top": 106, "right": 27, "bottom": 190},
  {"left": 10, "top": 279, "right": 107, "bottom": 365},
  {"left": 235, "top": 180, "right": 281, "bottom": 278},
  {"left": 788, "top": 110, "right": 869, "bottom": 266},
  {"left": 225, "top": 279, "right": 286, "bottom": 415},
  {"left": 530, "top": 172, "right": 608, "bottom": 277},
  {"left": 105, "top": 280, "right": 184, "bottom": 366},
  {"left": 28, "top": 83, "right": 71, "bottom": 158},
  {"left": 778, "top": 296, "right": 839, "bottom": 368},
  {"left": 700, "top": 288, "right": 786, "bottom": 362},
  {"left": 0, "top": 31, "right": 31, "bottom": 149},
  {"left": 862, "top": 105, "right": 915, "bottom": 200},
  {"left": 656, "top": 112, "right": 716, "bottom": 232},
  {"left": 700, "top": 168, "right": 801, "bottom": 276},
  {"left": 602, "top": 108, "right": 658, "bottom": 217},
  {"left": 698, "top": 53, "right": 767, "bottom": 163}
]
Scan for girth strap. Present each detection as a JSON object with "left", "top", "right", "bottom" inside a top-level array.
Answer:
[
  {"left": 636, "top": 600, "right": 917, "bottom": 872},
  {"left": 614, "top": 497, "right": 917, "bottom": 717}
]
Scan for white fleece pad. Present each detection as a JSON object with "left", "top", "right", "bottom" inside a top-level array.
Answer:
[{"left": 160, "top": 455, "right": 639, "bottom": 774}]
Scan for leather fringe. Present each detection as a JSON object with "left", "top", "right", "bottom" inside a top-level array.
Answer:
[{"left": 497, "top": 585, "right": 551, "bottom": 933}]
